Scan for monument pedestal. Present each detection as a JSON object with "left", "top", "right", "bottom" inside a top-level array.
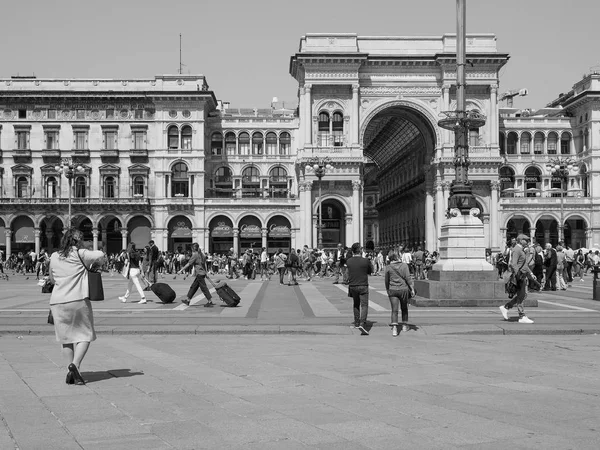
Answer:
[{"left": 415, "top": 209, "right": 537, "bottom": 307}]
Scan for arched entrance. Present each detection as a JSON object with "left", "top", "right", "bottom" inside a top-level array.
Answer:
[
  {"left": 506, "top": 216, "right": 530, "bottom": 244},
  {"left": 564, "top": 215, "right": 587, "bottom": 249},
  {"left": 11, "top": 216, "right": 35, "bottom": 253},
  {"left": 167, "top": 216, "right": 193, "bottom": 253},
  {"left": 128, "top": 216, "right": 152, "bottom": 250},
  {"left": 361, "top": 104, "right": 436, "bottom": 250},
  {"left": 238, "top": 215, "right": 262, "bottom": 253},
  {"left": 39, "top": 216, "right": 64, "bottom": 252},
  {"left": 267, "top": 216, "right": 291, "bottom": 255},
  {"left": 0, "top": 218, "right": 5, "bottom": 251},
  {"left": 73, "top": 216, "right": 93, "bottom": 249},
  {"left": 209, "top": 215, "right": 233, "bottom": 254},
  {"left": 535, "top": 216, "right": 559, "bottom": 247},
  {"left": 99, "top": 217, "right": 123, "bottom": 254},
  {"left": 317, "top": 199, "right": 346, "bottom": 248}
]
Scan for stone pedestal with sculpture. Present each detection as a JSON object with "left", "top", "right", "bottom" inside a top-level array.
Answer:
[{"left": 414, "top": 207, "right": 537, "bottom": 307}]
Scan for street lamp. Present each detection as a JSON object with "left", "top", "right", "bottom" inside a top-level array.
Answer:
[
  {"left": 55, "top": 158, "right": 84, "bottom": 226},
  {"left": 305, "top": 157, "right": 333, "bottom": 249},
  {"left": 546, "top": 156, "right": 577, "bottom": 243}
]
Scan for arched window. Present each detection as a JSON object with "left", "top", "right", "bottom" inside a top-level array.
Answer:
[
  {"left": 17, "top": 176, "right": 28, "bottom": 198},
  {"left": 469, "top": 128, "right": 479, "bottom": 147},
  {"left": 133, "top": 176, "right": 144, "bottom": 196},
  {"left": 499, "top": 166, "right": 515, "bottom": 196},
  {"left": 520, "top": 132, "right": 531, "bottom": 154},
  {"left": 104, "top": 176, "right": 116, "bottom": 198},
  {"left": 269, "top": 166, "right": 288, "bottom": 198},
  {"left": 181, "top": 125, "right": 192, "bottom": 150},
  {"left": 242, "top": 166, "right": 260, "bottom": 198},
  {"left": 46, "top": 176, "right": 57, "bottom": 198},
  {"left": 533, "top": 132, "right": 545, "bottom": 154},
  {"left": 214, "top": 167, "right": 233, "bottom": 198},
  {"left": 252, "top": 132, "right": 263, "bottom": 155},
  {"left": 547, "top": 132, "right": 558, "bottom": 155},
  {"left": 279, "top": 132, "right": 291, "bottom": 155},
  {"left": 225, "top": 132, "right": 236, "bottom": 155},
  {"left": 499, "top": 132, "right": 506, "bottom": 155},
  {"left": 211, "top": 132, "right": 223, "bottom": 155},
  {"left": 75, "top": 176, "right": 86, "bottom": 198},
  {"left": 238, "top": 132, "right": 250, "bottom": 155},
  {"left": 561, "top": 132, "right": 571, "bottom": 155},
  {"left": 265, "top": 132, "right": 277, "bottom": 154},
  {"left": 332, "top": 111, "right": 344, "bottom": 146},
  {"left": 318, "top": 112, "right": 330, "bottom": 146},
  {"left": 524, "top": 166, "right": 541, "bottom": 197},
  {"left": 168, "top": 125, "right": 179, "bottom": 150},
  {"left": 507, "top": 132, "right": 518, "bottom": 154},
  {"left": 171, "top": 162, "right": 189, "bottom": 197}
]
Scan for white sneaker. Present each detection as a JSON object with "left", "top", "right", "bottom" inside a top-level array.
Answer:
[
  {"left": 138, "top": 298, "right": 147, "bottom": 304},
  {"left": 391, "top": 324, "right": 399, "bottom": 337},
  {"left": 499, "top": 305, "right": 509, "bottom": 321},
  {"left": 119, "top": 296, "right": 127, "bottom": 303},
  {"left": 518, "top": 316, "right": 534, "bottom": 324}
]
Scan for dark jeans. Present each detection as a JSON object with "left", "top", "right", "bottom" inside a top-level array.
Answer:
[
  {"left": 566, "top": 261, "right": 573, "bottom": 283},
  {"left": 278, "top": 267, "right": 285, "bottom": 284},
  {"left": 388, "top": 288, "right": 410, "bottom": 324},
  {"left": 544, "top": 266, "right": 557, "bottom": 290},
  {"left": 349, "top": 285, "right": 369, "bottom": 326},
  {"left": 187, "top": 274, "right": 212, "bottom": 301},
  {"left": 505, "top": 275, "right": 527, "bottom": 317},
  {"left": 288, "top": 267, "right": 297, "bottom": 284}
]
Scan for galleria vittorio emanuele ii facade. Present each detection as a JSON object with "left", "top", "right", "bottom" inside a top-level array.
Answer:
[{"left": 0, "top": 33, "right": 598, "bottom": 256}]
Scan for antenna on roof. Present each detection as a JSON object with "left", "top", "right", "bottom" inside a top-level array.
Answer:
[{"left": 179, "top": 34, "right": 182, "bottom": 74}]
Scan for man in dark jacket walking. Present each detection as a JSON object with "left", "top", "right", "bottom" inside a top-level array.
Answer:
[
  {"left": 499, "top": 234, "right": 535, "bottom": 323},
  {"left": 346, "top": 242, "right": 373, "bottom": 335},
  {"left": 179, "top": 243, "right": 213, "bottom": 307},
  {"left": 543, "top": 243, "right": 558, "bottom": 291}
]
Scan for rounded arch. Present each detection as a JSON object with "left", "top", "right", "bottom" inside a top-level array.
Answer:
[
  {"left": 502, "top": 214, "right": 531, "bottom": 230},
  {"left": 164, "top": 214, "right": 197, "bottom": 230},
  {"left": 311, "top": 193, "right": 351, "bottom": 215},
  {"left": 169, "top": 159, "right": 191, "bottom": 172},
  {"left": 564, "top": 213, "right": 590, "bottom": 227},
  {"left": 264, "top": 210, "right": 296, "bottom": 226},
  {"left": 314, "top": 99, "right": 346, "bottom": 113},
  {"left": 532, "top": 212, "right": 561, "bottom": 226},
  {"left": 241, "top": 164, "right": 261, "bottom": 177},
  {"left": 123, "top": 213, "right": 155, "bottom": 229},
  {"left": 237, "top": 214, "right": 263, "bottom": 228}
]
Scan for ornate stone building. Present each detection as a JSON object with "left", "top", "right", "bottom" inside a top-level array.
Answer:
[{"left": 0, "top": 34, "right": 598, "bottom": 257}]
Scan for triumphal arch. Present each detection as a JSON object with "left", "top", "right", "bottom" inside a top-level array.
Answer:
[{"left": 291, "top": 33, "right": 509, "bottom": 251}]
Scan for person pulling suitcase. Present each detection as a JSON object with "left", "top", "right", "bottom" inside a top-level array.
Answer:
[{"left": 178, "top": 244, "right": 213, "bottom": 307}]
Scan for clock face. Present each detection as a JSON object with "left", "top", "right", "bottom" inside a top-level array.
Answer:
[{"left": 169, "top": 110, "right": 178, "bottom": 119}]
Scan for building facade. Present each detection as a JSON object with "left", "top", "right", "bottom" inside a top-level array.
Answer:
[{"left": 0, "top": 34, "right": 598, "bottom": 257}]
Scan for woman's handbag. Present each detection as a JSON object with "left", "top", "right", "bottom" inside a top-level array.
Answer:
[
  {"left": 122, "top": 260, "right": 130, "bottom": 279},
  {"left": 77, "top": 251, "right": 105, "bottom": 301},
  {"left": 41, "top": 279, "right": 54, "bottom": 293},
  {"left": 47, "top": 309, "right": 54, "bottom": 325}
]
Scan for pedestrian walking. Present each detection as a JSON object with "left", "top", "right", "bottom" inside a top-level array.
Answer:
[
  {"left": 274, "top": 249, "right": 287, "bottom": 285},
  {"left": 346, "top": 242, "right": 374, "bottom": 335},
  {"left": 48, "top": 228, "right": 106, "bottom": 385},
  {"left": 118, "top": 243, "right": 147, "bottom": 304},
  {"left": 260, "top": 247, "right": 269, "bottom": 281},
  {"left": 384, "top": 250, "right": 415, "bottom": 336},
  {"left": 543, "top": 243, "right": 558, "bottom": 291},
  {"left": 556, "top": 245, "right": 567, "bottom": 290},
  {"left": 499, "top": 234, "right": 535, "bottom": 324},
  {"left": 179, "top": 243, "right": 213, "bottom": 307},
  {"left": 412, "top": 246, "right": 424, "bottom": 280}
]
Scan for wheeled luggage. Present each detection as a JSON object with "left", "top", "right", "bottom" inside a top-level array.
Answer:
[
  {"left": 206, "top": 276, "right": 240, "bottom": 307},
  {"left": 151, "top": 282, "right": 176, "bottom": 304}
]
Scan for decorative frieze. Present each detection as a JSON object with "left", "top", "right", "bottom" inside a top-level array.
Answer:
[{"left": 360, "top": 86, "right": 441, "bottom": 96}]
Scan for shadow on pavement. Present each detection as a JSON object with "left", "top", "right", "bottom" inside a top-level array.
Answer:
[{"left": 82, "top": 369, "right": 144, "bottom": 383}]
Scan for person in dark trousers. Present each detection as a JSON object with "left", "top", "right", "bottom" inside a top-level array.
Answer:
[
  {"left": 332, "top": 243, "right": 346, "bottom": 284},
  {"left": 287, "top": 248, "right": 299, "bottom": 285},
  {"left": 543, "top": 242, "right": 558, "bottom": 291},
  {"left": 499, "top": 234, "right": 534, "bottom": 324},
  {"left": 179, "top": 243, "right": 213, "bottom": 307},
  {"left": 384, "top": 250, "right": 415, "bottom": 336},
  {"left": 274, "top": 249, "right": 287, "bottom": 285},
  {"left": 346, "top": 242, "right": 373, "bottom": 335},
  {"left": 148, "top": 240, "right": 159, "bottom": 283}
]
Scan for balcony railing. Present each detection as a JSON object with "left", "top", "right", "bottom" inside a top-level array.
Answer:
[
  {"left": 12, "top": 149, "right": 32, "bottom": 162},
  {"left": 205, "top": 187, "right": 293, "bottom": 200},
  {"left": 0, "top": 197, "right": 149, "bottom": 205}
]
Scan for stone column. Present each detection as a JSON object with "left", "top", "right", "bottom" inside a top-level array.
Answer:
[
  {"left": 435, "top": 181, "right": 444, "bottom": 249},
  {"left": 490, "top": 181, "right": 500, "bottom": 250},
  {"left": 305, "top": 180, "right": 313, "bottom": 246},
  {"left": 92, "top": 228, "right": 99, "bottom": 251},
  {"left": 233, "top": 228, "right": 239, "bottom": 255},
  {"left": 204, "top": 228, "right": 210, "bottom": 253},
  {"left": 5, "top": 230, "right": 11, "bottom": 257},
  {"left": 425, "top": 187, "right": 435, "bottom": 251},
  {"left": 345, "top": 217, "right": 353, "bottom": 247},
  {"left": 304, "top": 84, "right": 312, "bottom": 146},
  {"left": 291, "top": 229, "right": 297, "bottom": 249},
  {"left": 261, "top": 228, "right": 268, "bottom": 249},
  {"left": 351, "top": 84, "right": 360, "bottom": 145},
  {"left": 352, "top": 181, "right": 362, "bottom": 244},
  {"left": 120, "top": 229, "right": 128, "bottom": 250},
  {"left": 500, "top": 227, "right": 507, "bottom": 248},
  {"left": 34, "top": 228, "right": 41, "bottom": 255},
  {"left": 490, "top": 84, "right": 498, "bottom": 146}
]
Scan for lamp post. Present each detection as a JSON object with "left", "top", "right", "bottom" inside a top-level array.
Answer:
[
  {"left": 546, "top": 156, "right": 576, "bottom": 243},
  {"left": 305, "top": 157, "right": 333, "bottom": 249},
  {"left": 55, "top": 158, "right": 84, "bottom": 226}
]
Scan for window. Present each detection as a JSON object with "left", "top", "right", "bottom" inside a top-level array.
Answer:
[
  {"left": 171, "top": 162, "right": 189, "bottom": 197},
  {"left": 181, "top": 125, "right": 192, "bottom": 150},
  {"left": 16, "top": 130, "right": 29, "bottom": 150},
  {"left": 45, "top": 130, "right": 59, "bottom": 150},
  {"left": 238, "top": 132, "right": 250, "bottom": 155},
  {"left": 74, "top": 130, "right": 87, "bottom": 150},
  {"left": 269, "top": 167, "right": 288, "bottom": 198},
  {"left": 46, "top": 176, "right": 58, "bottom": 198},
  {"left": 318, "top": 112, "right": 330, "bottom": 146},
  {"left": 76, "top": 109, "right": 85, "bottom": 119},
  {"left": 507, "top": 132, "right": 517, "bottom": 154},
  {"left": 225, "top": 132, "right": 236, "bottom": 155},
  {"left": 17, "top": 176, "right": 28, "bottom": 198},
  {"left": 499, "top": 132, "right": 505, "bottom": 155},
  {"left": 106, "top": 109, "right": 115, "bottom": 119},
  {"left": 214, "top": 167, "right": 233, "bottom": 198},
  {"left": 242, "top": 166, "right": 260, "bottom": 197},
  {"left": 520, "top": 132, "right": 531, "bottom": 154},
  {"left": 499, "top": 166, "right": 515, "bottom": 196},
  {"left": 547, "top": 132, "right": 558, "bottom": 155},
  {"left": 211, "top": 132, "right": 223, "bottom": 155},
  {"left": 103, "top": 130, "right": 117, "bottom": 150},
  {"left": 279, "top": 132, "right": 291, "bottom": 155},
  {"left": 252, "top": 132, "right": 263, "bottom": 155},
  {"left": 134, "top": 109, "right": 143, "bottom": 119},
  {"left": 533, "top": 132, "right": 544, "bottom": 154},
  {"left": 133, "top": 130, "right": 146, "bottom": 150},
  {"left": 104, "top": 176, "right": 116, "bottom": 198},
  {"left": 561, "top": 133, "right": 571, "bottom": 155},
  {"left": 524, "top": 166, "right": 541, "bottom": 197},
  {"left": 75, "top": 176, "right": 86, "bottom": 198},
  {"left": 133, "top": 176, "right": 145, "bottom": 196},
  {"left": 168, "top": 125, "right": 179, "bottom": 149},
  {"left": 584, "top": 129, "right": 589, "bottom": 151},
  {"left": 265, "top": 132, "right": 277, "bottom": 154},
  {"left": 18, "top": 109, "right": 26, "bottom": 119},
  {"left": 580, "top": 166, "right": 589, "bottom": 197},
  {"left": 332, "top": 112, "right": 344, "bottom": 146},
  {"left": 469, "top": 128, "right": 479, "bottom": 147},
  {"left": 47, "top": 109, "right": 57, "bottom": 120}
]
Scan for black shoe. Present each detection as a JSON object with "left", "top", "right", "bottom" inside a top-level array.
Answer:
[
  {"left": 68, "top": 363, "right": 85, "bottom": 385},
  {"left": 65, "top": 371, "right": 74, "bottom": 385},
  {"left": 357, "top": 325, "right": 369, "bottom": 336},
  {"left": 332, "top": 281, "right": 339, "bottom": 284},
  {"left": 181, "top": 298, "right": 190, "bottom": 305},
  {"left": 204, "top": 301, "right": 214, "bottom": 307}
]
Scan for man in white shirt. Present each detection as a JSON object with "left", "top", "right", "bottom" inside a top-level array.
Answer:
[{"left": 260, "top": 247, "right": 269, "bottom": 281}]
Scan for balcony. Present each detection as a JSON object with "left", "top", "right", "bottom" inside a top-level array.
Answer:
[
  {"left": 41, "top": 148, "right": 61, "bottom": 163},
  {"left": 12, "top": 149, "right": 32, "bottom": 163},
  {"left": 129, "top": 148, "right": 148, "bottom": 162},
  {"left": 297, "top": 148, "right": 364, "bottom": 161},
  {"left": 499, "top": 195, "right": 592, "bottom": 207},
  {"left": 100, "top": 148, "right": 119, "bottom": 162},
  {"left": 0, "top": 196, "right": 151, "bottom": 212},
  {"left": 205, "top": 187, "right": 295, "bottom": 201},
  {"left": 71, "top": 149, "right": 90, "bottom": 163}
]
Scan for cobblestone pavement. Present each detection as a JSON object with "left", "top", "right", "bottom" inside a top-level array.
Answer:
[{"left": 0, "top": 333, "right": 599, "bottom": 449}]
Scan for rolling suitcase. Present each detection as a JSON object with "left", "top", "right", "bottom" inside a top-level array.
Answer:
[
  {"left": 151, "top": 282, "right": 176, "bottom": 304},
  {"left": 207, "top": 276, "right": 240, "bottom": 307}
]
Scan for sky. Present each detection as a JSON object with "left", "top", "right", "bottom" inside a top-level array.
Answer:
[{"left": 1, "top": 0, "right": 598, "bottom": 109}]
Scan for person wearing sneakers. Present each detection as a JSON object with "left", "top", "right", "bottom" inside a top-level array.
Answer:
[
  {"left": 346, "top": 242, "right": 373, "bottom": 335},
  {"left": 179, "top": 243, "right": 213, "bottom": 307},
  {"left": 119, "top": 243, "right": 147, "bottom": 304},
  {"left": 384, "top": 250, "right": 415, "bottom": 336},
  {"left": 499, "top": 234, "right": 534, "bottom": 324}
]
